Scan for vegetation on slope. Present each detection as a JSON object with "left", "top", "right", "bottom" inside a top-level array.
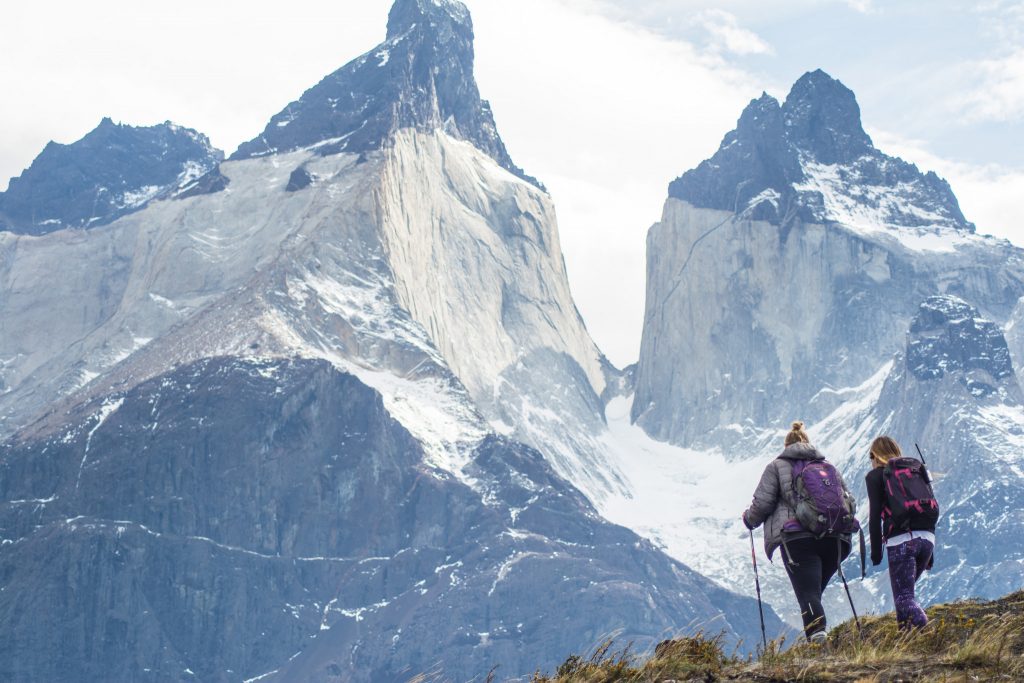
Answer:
[{"left": 527, "top": 591, "right": 1024, "bottom": 682}]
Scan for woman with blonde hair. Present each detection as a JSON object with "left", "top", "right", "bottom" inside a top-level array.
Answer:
[
  {"left": 742, "top": 421, "right": 858, "bottom": 643},
  {"left": 865, "top": 435, "right": 939, "bottom": 629}
]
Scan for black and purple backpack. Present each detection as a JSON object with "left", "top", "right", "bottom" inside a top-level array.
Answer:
[{"left": 881, "top": 457, "right": 940, "bottom": 539}]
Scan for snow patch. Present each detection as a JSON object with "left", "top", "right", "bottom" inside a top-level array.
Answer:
[
  {"left": 594, "top": 395, "right": 767, "bottom": 600},
  {"left": 794, "top": 158, "right": 975, "bottom": 253},
  {"left": 76, "top": 397, "right": 124, "bottom": 489},
  {"left": 177, "top": 160, "right": 211, "bottom": 187},
  {"left": 118, "top": 185, "right": 162, "bottom": 209}
]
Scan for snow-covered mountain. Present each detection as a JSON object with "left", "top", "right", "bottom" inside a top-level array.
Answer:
[
  {"left": 634, "top": 70, "right": 1023, "bottom": 451},
  {"left": 668, "top": 70, "right": 972, "bottom": 234},
  {"left": 0, "top": 0, "right": 778, "bottom": 680},
  {"left": 0, "top": 118, "right": 222, "bottom": 235},
  {"left": 232, "top": 0, "right": 535, "bottom": 188},
  {"left": 613, "top": 69, "right": 1024, "bottom": 628}
]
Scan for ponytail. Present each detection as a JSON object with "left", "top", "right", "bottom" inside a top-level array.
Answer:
[{"left": 785, "top": 421, "right": 811, "bottom": 446}]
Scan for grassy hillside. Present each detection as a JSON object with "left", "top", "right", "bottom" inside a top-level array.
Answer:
[{"left": 526, "top": 591, "right": 1024, "bottom": 682}]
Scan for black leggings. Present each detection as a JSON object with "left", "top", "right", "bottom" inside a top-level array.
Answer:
[{"left": 780, "top": 536, "right": 851, "bottom": 639}]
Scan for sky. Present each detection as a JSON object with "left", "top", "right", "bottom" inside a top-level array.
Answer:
[{"left": 2, "top": 0, "right": 1022, "bottom": 366}]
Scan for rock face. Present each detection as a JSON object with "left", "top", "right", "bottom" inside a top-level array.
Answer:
[
  {"left": 0, "top": 118, "right": 222, "bottom": 235},
  {"left": 1006, "top": 297, "right": 1024, "bottom": 389},
  {"left": 0, "top": 0, "right": 780, "bottom": 679},
  {"left": 906, "top": 296, "right": 1015, "bottom": 390},
  {"left": 232, "top": 0, "right": 536, "bottom": 186},
  {"left": 0, "top": 357, "right": 773, "bottom": 682},
  {"left": 634, "top": 70, "right": 1024, "bottom": 450}
]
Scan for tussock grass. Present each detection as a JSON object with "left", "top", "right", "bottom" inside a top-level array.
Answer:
[{"left": 528, "top": 591, "right": 1024, "bottom": 682}]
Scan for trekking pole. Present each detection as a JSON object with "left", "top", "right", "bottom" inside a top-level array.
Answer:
[
  {"left": 836, "top": 538, "right": 861, "bottom": 633},
  {"left": 749, "top": 529, "right": 769, "bottom": 652},
  {"left": 914, "top": 443, "right": 927, "bottom": 465}
]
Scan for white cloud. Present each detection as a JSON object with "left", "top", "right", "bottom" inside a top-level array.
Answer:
[
  {"left": 0, "top": 0, "right": 390, "bottom": 187},
  {"left": 953, "top": 48, "right": 1024, "bottom": 123},
  {"left": 693, "top": 9, "right": 775, "bottom": 55},
  {"left": 472, "top": 0, "right": 761, "bottom": 365},
  {"left": 844, "top": 0, "right": 874, "bottom": 13}
]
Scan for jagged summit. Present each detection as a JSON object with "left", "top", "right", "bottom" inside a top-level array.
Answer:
[
  {"left": 386, "top": 0, "right": 471, "bottom": 37},
  {"left": 231, "top": 0, "right": 538, "bottom": 187},
  {"left": 0, "top": 119, "right": 221, "bottom": 236},
  {"left": 669, "top": 69, "right": 972, "bottom": 234},
  {"left": 783, "top": 69, "right": 873, "bottom": 165}
]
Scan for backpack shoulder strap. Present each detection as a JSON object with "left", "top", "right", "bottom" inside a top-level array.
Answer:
[{"left": 790, "top": 458, "right": 808, "bottom": 478}]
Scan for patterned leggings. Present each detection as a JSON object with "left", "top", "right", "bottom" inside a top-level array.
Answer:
[{"left": 887, "top": 537, "right": 933, "bottom": 628}]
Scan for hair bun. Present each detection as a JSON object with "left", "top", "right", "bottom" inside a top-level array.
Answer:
[{"left": 792, "top": 421, "right": 804, "bottom": 431}]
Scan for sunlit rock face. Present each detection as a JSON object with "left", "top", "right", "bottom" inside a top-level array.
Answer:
[{"left": 633, "top": 70, "right": 1024, "bottom": 452}]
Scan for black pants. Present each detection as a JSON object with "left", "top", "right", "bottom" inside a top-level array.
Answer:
[{"left": 780, "top": 536, "right": 851, "bottom": 639}]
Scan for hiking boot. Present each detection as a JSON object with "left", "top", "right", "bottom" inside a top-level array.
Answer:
[{"left": 808, "top": 630, "right": 827, "bottom": 646}]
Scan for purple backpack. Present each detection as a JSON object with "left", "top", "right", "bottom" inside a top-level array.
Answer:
[{"left": 784, "top": 460, "right": 861, "bottom": 537}]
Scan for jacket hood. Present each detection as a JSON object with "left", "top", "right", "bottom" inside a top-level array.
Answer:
[{"left": 779, "top": 442, "right": 825, "bottom": 461}]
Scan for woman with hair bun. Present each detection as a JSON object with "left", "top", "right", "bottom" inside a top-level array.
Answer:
[
  {"left": 866, "top": 435, "right": 939, "bottom": 629},
  {"left": 742, "top": 421, "right": 858, "bottom": 643}
]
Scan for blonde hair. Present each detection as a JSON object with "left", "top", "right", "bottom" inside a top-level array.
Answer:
[
  {"left": 870, "top": 435, "right": 903, "bottom": 467},
  {"left": 785, "top": 421, "right": 811, "bottom": 446}
]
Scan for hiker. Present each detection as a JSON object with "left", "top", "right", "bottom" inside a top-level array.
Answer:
[
  {"left": 866, "top": 436, "right": 939, "bottom": 630},
  {"left": 742, "top": 421, "right": 858, "bottom": 643}
]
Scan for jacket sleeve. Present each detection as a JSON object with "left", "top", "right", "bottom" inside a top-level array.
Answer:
[
  {"left": 866, "top": 468, "right": 885, "bottom": 565},
  {"left": 743, "top": 461, "right": 780, "bottom": 530}
]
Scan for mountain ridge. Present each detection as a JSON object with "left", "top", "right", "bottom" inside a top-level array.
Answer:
[
  {"left": 668, "top": 69, "right": 972, "bottom": 234},
  {"left": 0, "top": 118, "right": 222, "bottom": 235}
]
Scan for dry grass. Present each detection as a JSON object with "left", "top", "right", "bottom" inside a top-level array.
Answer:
[{"left": 528, "top": 591, "right": 1024, "bottom": 683}]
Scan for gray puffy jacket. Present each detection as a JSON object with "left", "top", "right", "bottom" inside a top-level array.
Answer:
[{"left": 742, "top": 442, "right": 853, "bottom": 560}]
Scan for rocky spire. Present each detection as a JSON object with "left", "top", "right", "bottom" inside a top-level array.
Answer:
[
  {"left": 668, "top": 69, "right": 972, "bottom": 232},
  {"left": 232, "top": 0, "right": 538, "bottom": 186},
  {"left": 781, "top": 69, "right": 873, "bottom": 165},
  {"left": 385, "top": 0, "right": 472, "bottom": 38}
]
